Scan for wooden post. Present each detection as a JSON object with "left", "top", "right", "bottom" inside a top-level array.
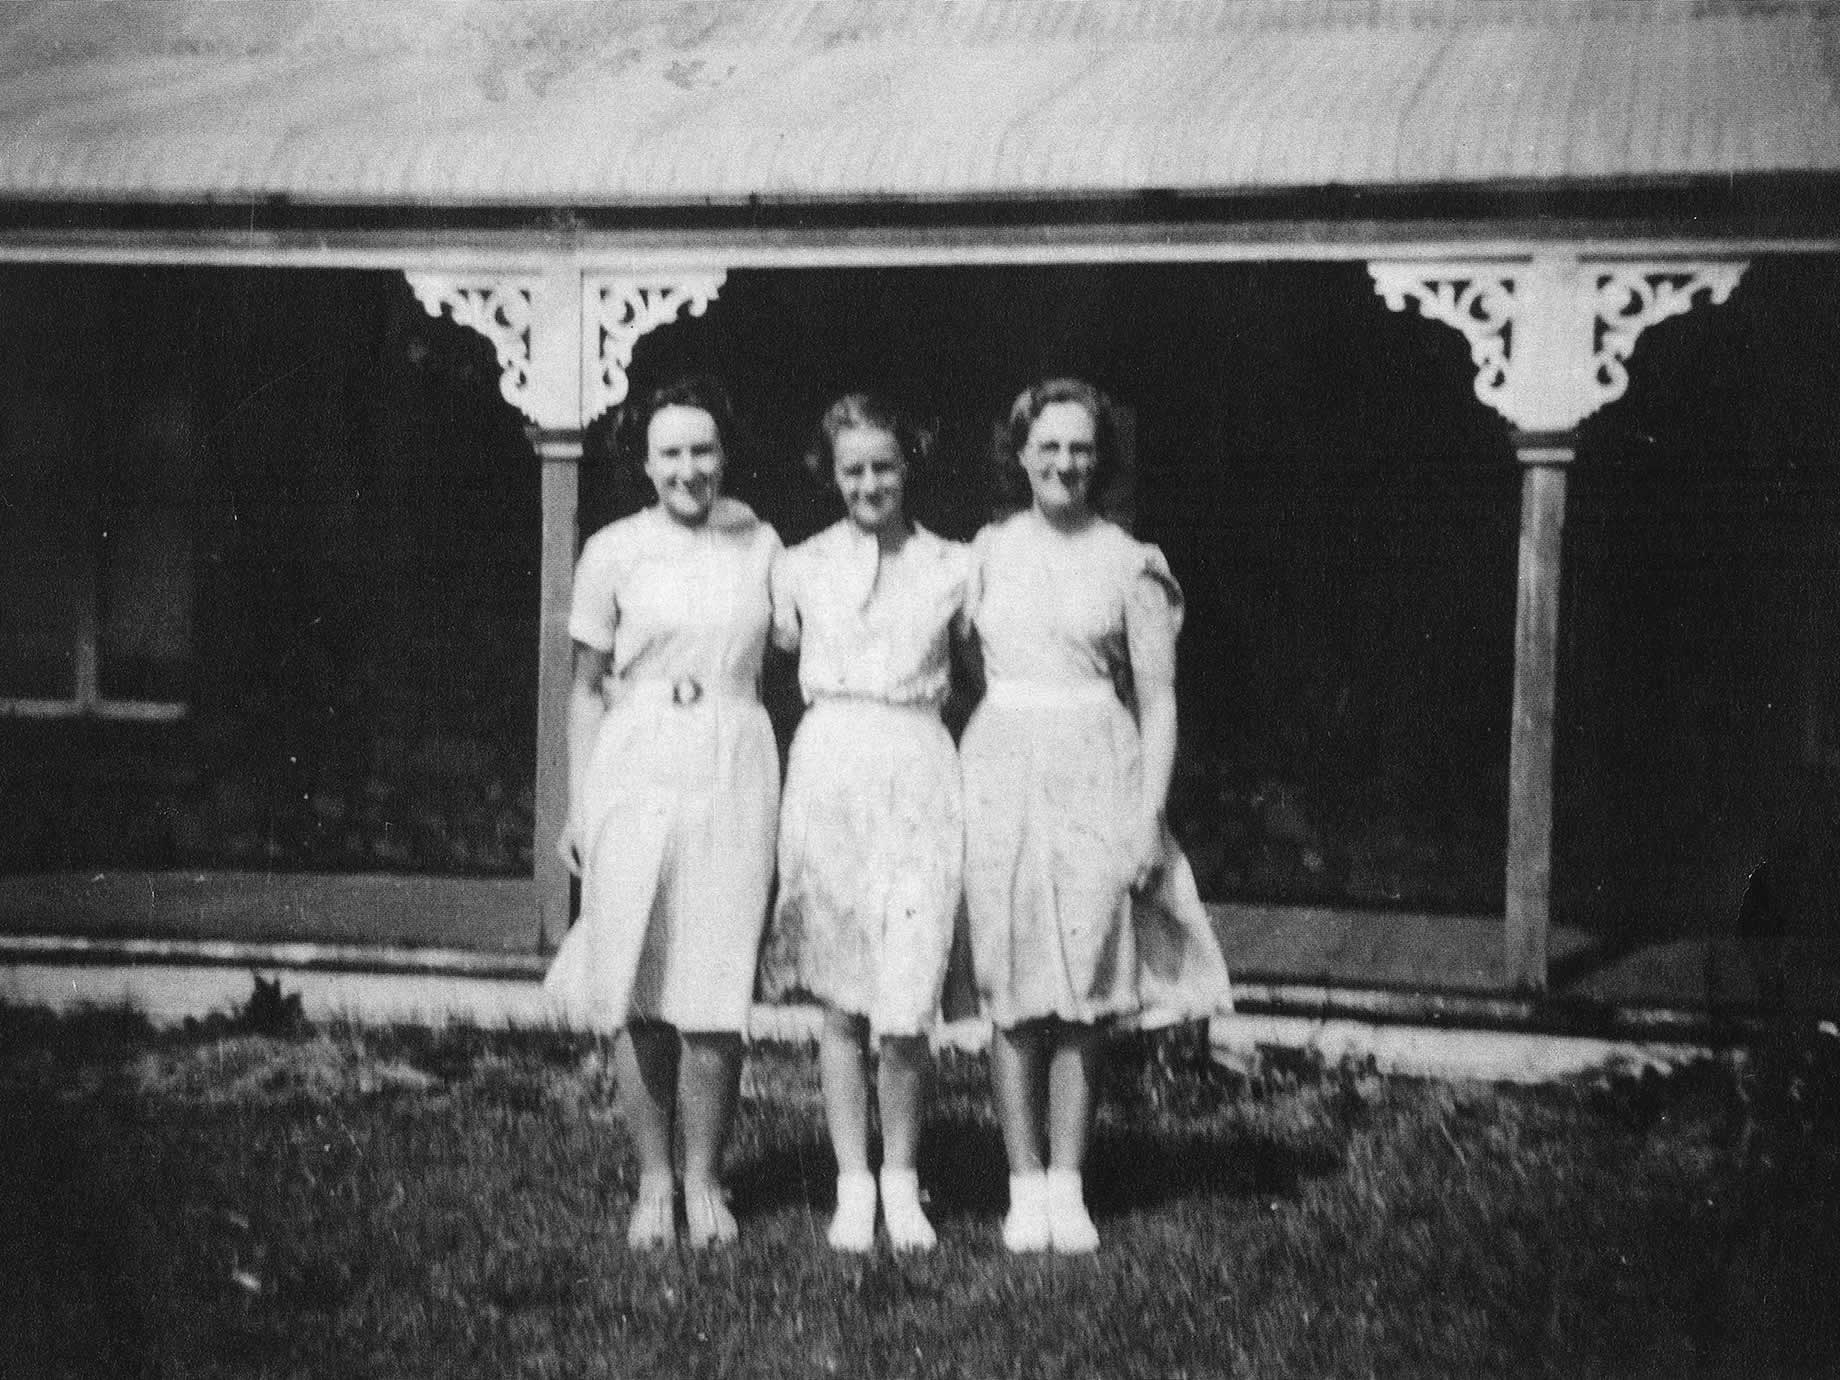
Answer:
[
  {"left": 1505, "top": 437, "right": 1572, "bottom": 991},
  {"left": 1372, "top": 256, "right": 1747, "bottom": 996},
  {"left": 409, "top": 264, "right": 728, "bottom": 957},
  {"left": 528, "top": 427, "right": 581, "bottom": 953}
]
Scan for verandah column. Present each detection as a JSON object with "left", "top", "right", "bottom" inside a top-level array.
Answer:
[
  {"left": 1371, "top": 257, "right": 1745, "bottom": 991},
  {"left": 1506, "top": 435, "right": 1570, "bottom": 987},
  {"left": 406, "top": 265, "right": 723, "bottom": 952}
]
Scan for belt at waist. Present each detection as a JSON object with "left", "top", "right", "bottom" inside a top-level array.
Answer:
[
  {"left": 984, "top": 678, "right": 1118, "bottom": 710},
  {"left": 805, "top": 691, "right": 945, "bottom": 715},
  {"left": 608, "top": 674, "right": 757, "bottom": 709}
]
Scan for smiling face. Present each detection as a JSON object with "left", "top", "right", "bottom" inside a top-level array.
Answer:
[
  {"left": 1020, "top": 400, "right": 1099, "bottom": 521},
  {"left": 644, "top": 404, "right": 725, "bottom": 526},
  {"left": 832, "top": 424, "right": 908, "bottom": 537}
]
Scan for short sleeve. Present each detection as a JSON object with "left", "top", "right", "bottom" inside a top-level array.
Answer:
[
  {"left": 566, "top": 528, "right": 623, "bottom": 652},
  {"left": 769, "top": 541, "right": 802, "bottom": 652},
  {"left": 1123, "top": 541, "right": 1183, "bottom": 693}
]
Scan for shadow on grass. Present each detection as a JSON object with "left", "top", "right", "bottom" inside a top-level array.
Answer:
[
  {"left": 1, "top": 1096, "right": 153, "bottom": 1376},
  {"left": 1089, "top": 1121, "right": 1344, "bottom": 1213},
  {"left": 726, "top": 1038, "right": 1345, "bottom": 1227},
  {"left": 727, "top": 1112, "right": 1343, "bottom": 1229},
  {"left": 0, "top": 1000, "right": 157, "bottom": 1064}
]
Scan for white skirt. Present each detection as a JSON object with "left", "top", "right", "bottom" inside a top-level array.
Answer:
[
  {"left": 543, "top": 684, "right": 779, "bottom": 1034},
  {"left": 760, "top": 699, "right": 963, "bottom": 1037},
  {"left": 962, "top": 680, "right": 1232, "bottom": 1029}
]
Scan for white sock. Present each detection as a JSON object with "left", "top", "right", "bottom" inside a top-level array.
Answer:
[
  {"left": 879, "top": 1167, "right": 936, "bottom": 1251},
  {"left": 1003, "top": 1171, "right": 1050, "bottom": 1252},
  {"left": 828, "top": 1171, "right": 877, "bottom": 1252},
  {"left": 1045, "top": 1168, "right": 1098, "bottom": 1253}
]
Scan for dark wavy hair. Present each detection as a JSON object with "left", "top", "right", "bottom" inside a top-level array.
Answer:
[
  {"left": 803, "top": 391, "right": 935, "bottom": 505},
  {"left": 610, "top": 373, "right": 739, "bottom": 482},
  {"left": 993, "top": 377, "right": 1124, "bottom": 515}
]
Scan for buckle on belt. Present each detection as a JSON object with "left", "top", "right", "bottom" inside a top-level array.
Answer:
[{"left": 671, "top": 676, "right": 704, "bottom": 707}]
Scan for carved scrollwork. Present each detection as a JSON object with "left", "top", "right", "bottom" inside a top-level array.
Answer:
[
  {"left": 583, "top": 271, "right": 727, "bottom": 421},
  {"left": 1369, "top": 266, "right": 1518, "bottom": 419},
  {"left": 1371, "top": 258, "right": 1747, "bottom": 434},
  {"left": 1591, "top": 265, "right": 1746, "bottom": 406},
  {"left": 405, "top": 273, "right": 539, "bottom": 416}
]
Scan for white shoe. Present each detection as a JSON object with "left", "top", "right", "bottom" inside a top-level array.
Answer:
[
  {"left": 828, "top": 1172, "right": 877, "bottom": 1252},
  {"left": 879, "top": 1168, "right": 936, "bottom": 1252},
  {"left": 1002, "top": 1172, "right": 1050, "bottom": 1252},
  {"left": 1045, "top": 1169, "right": 1099, "bottom": 1253}
]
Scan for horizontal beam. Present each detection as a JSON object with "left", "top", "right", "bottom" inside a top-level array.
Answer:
[{"left": 0, "top": 225, "right": 1831, "bottom": 274}]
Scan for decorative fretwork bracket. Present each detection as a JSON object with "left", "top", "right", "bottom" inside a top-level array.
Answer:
[
  {"left": 581, "top": 271, "right": 727, "bottom": 423},
  {"left": 405, "top": 273, "right": 545, "bottom": 419},
  {"left": 1369, "top": 258, "right": 1747, "bottom": 435},
  {"left": 406, "top": 267, "right": 726, "bottom": 430}
]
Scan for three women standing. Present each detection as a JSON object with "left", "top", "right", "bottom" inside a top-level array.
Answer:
[{"left": 548, "top": 373, "right": 1229, "bottom": 1255}]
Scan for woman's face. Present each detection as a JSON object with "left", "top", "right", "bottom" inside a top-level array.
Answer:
[
  {"left": 1021, "top": 400, "right": 1099, "bottom": 520},
  {"left": 833, "top": 424, "right": 907, "bottom": 536},
  {"left": 644, "top": 404, "right": 724, "bottom": 526}
]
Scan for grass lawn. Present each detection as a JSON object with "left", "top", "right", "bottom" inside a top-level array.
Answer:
[{"left": 4, "top": 1002, "right": 1837, "bottom": 1379}]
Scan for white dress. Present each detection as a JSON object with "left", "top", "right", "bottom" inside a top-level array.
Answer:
[
  {"left": 542, "top": 499, "right": 781, "bottom": 1034},
  {"left": 760, "top": 520, "right": 970, "bottom": 1037},
  {"left": 961, "top": 511, "right": 1232, "bottom": 1029}
]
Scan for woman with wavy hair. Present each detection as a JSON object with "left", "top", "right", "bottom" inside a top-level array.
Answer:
[
  {"left": 763, "top": 392, "right": 971, "bottom": 1252},
  {"left": 545, "top": 375, "right": 781, "bottom": 1251},
  {"left": 961, "top": 377, "right": 1232, "bottom": 1253}
]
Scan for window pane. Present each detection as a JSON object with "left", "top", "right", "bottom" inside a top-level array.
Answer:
[
  {"left": 99, "top": 390, "right": 197, "bottom": 703},
  {"left": 0, "top": 394, "right": 86, "bottom": 701}
]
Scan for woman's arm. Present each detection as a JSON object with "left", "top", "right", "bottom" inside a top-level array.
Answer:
[
  {"left": 1124, "top": 545, "right": 1184, "bottom": 893},
  {"left": 557, "top": 641, "right": 614, "bottom": 876},
  {"left": 769, "top": 544, "right": 801, "bottom": 654},
  {"left": 1130, "top": 673, "right": 1178, "bottom": 893}
]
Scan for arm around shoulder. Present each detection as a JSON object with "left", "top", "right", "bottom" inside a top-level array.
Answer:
[{"left": 769, "top": 540, "right": 801, "bottom": 653}]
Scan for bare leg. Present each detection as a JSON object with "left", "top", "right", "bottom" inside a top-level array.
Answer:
[
  {"left": 820, "top": 1010, "right": 877, "bottom": 1251},
  {"left": 991, "top": 1022, "right": 1050, "bottom": 1250},
  {"left": 1046, "top": 1023, "right": 1103, "bottom": 1172},
  {"left": 820, "top": 1010, "right": 873, "bottom": 1174},
  {"left": 680, "top": 1031, "right": 743, "bottom": 1246},
  {"left": 617, "top": 1024, "right": 679, "bottom": 1247},
  {"left": 618, "top": 1023, "right": 679, "bottom": 1183},
  {"left": 1045, "top": 1022, "right": 1104, "bottom": 1252},
  {"left": 878, "top": 1033, "right": 936, "bottom": 1250},
  {"left": 990, "top": 1022, "right": 1047, "bottom": 1173},
  {"left": 876, "top": 1034, "right": 929, "bottom": 1172}
]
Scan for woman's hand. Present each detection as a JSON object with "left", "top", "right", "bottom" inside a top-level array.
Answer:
[
  {"left": 556, "top": 816, "right": 585, "bottom": 877},
  {"left": 1127, "top": 811, "right": 1166, "bottom": 896}
]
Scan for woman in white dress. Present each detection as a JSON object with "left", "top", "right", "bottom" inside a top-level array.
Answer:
[
  {"left": 545, "top": 376, "right": 781, "bottom": 1250},
  {"left": 961, "top": 378, "right": 1232, "bottom": 1253},
  {"left": 763, "top": 394, "right": 970, "bottom": 1252}
]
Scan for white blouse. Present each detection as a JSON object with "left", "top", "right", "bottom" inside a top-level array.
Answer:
[
  {"left": 772, "top": 520, "right": 971, "bottom": 709},
  {"left": 567, "top": 498, "right": 780, "bottom": 697}
]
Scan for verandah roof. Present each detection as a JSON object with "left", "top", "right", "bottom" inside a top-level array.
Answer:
[{"left": 0, "top": 0, "right": 1834, "bottom": 210}]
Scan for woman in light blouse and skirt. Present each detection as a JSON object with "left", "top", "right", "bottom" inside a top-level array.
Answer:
[
  {"left": 545, "top": 376, "right": 781, "bottom": 1251},
  {"left": 961, "top": 378, "right": 1233, "bottom": 1253},
  {"left": 762, "top": 393, "right": 970, "bottom": 1252}
]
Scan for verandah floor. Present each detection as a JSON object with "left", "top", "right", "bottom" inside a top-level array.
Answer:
[{"left": 2, "top": 871, "right": 1834, "bottom": 1024}]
